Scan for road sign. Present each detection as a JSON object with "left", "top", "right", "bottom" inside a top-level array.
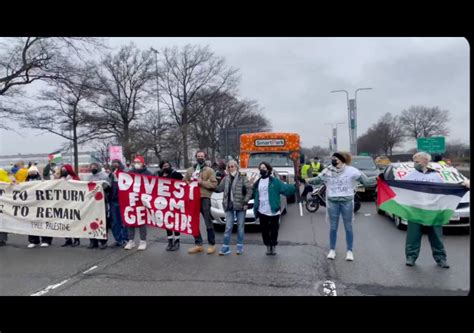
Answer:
[{"left": 417, "top": 137, "right": 445, "bottom": 154}]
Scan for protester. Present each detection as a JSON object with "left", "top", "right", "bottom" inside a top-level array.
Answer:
[
  {"left": 124, "top": 155, "right": 152, "bottom": 251},
  {"left": 402, "top": 152, "right": 469, "bottom": 268},
  {"left": 214, "top": 160, "right": 252, "bottom": 256},
  {"left": 13, "top": 161, "right": 28, "bottom": 183},
  {"left": 59, "top": 164, "right": 81, "bottom": 247},
  {"left": 155, "top": 160, "right": 184, "bottom": 251},
  {"left": 215, "top": 160, "right": 227, "bottom": 185},
  {"left": 251, "top": 162, "right": 296, "bottom": 255},
  {"left": 25, "top": 166, "right": 54, "bottom": 248},
  {"left": 108, "top": 159, "right": 129, "bottom": 247},
  {"left": 184, "top": 151, "right": 218, "bottom": 254},
  {"left": 307, "top": 152, "right": 376, "bottom": 261},
  {"left": 0, "top": 168, "right": 12, "bottom": 246},
  {"left": 86, "top": 162, "right": 111, "bottom": 249}
]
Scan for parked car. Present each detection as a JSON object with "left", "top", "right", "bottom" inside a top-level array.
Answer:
[
  {"left": 210, "top": 168, "right": 288, "bottom": 228},
  {"left": 376, "top": 162, "right": 470, "bottom": 230},
  {"left": 351, "top": 155, "right": 380, "bottom": 200}
]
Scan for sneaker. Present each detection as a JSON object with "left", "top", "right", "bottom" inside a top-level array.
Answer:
[
  {"left": 61, "top": 240, "right": 73, "bottom": 247},
  {"left": 406, "top": 258, "right": 415, "bottom": 267},
  {"left": 188, "top": 245, "right": 204, "bottom": 254},
  {"left": 27, "top": 243, "right": 37, "bottom": 248},
  {"left": 266, "top": 246, "right": 272, "bottom": 255},
  {"left": 327, "top": 249, "right": 336, "bottom": 260},
  {"left": 207, "top": 245, "right": 216, "bottom": 254},
  {"left": 99, "top": 243, "right": 107, "bottom": 250},
  {"left": 437, "top": 260, "right": 450, "bottom": 269},
  {"left": 87, "top": 242, "right": 98, "bottom": 249},
  {"left": 345, "top": 251, "right": 354, "bottom": 261},
  {"left": 271, "top": 245, "right": 277, "bottom": 255},
  {"left": 137, "top": 240, "right": 147, "bottom": 251},
  {"left": 124, "top": 240, "right": 136, "bottom": 250},
  {"left": 71, "top": 239, "right": 80, "bottom": 247},
  {"left": 218, "top": 246, "right": 231, "bottom": 256},
  {"left": 236, "top": 244, "right": 244, "bottom": 255},
  {"left": 40, "top": 243, "right": 50, "bottom": 248}
]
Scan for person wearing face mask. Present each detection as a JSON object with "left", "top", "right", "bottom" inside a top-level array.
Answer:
[
  {"left": 86, "top": 162, "right": 111, "bottom": 249},
  {"left": 307, "top": 152, "right": 376, "bottom": 261},
  {"left": 184, "top": 151, "right": 218, "bottom": 254},
  {"left": 124, "top": 156, "right": 152, "bottom": 251},
  {"left": 108, "top": 159, "right": 129, "bottom": 247},
  {"left": 252, "top": 162, "right": 296, "bottom": 255},
  {"left": 57, "top": 164, "right": 81, "bottom": 247},
  {"left": 214, "top": 160, "right": 253, "bottom": 256},
  {"left": 25, "top": 166, "right": 54, "bottom": 248},
  {"left": 401, "top": 152, "right": 469, "bottom": 268},
  {"left": 156, "top": 160, "right": 184, "bottom": 251}
]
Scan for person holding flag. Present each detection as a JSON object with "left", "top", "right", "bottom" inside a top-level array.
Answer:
[{"left": 377, "top": 152, "right": 469, "bottom": 268}]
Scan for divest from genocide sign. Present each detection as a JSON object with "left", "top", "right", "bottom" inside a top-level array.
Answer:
[
  {"left": 0, "top": 180, "right": 107, "bottom": 239},
  {"left": 118, "top": 172, "right": 201, "bottom": 236}
]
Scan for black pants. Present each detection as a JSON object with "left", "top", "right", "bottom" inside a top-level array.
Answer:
[
  {"left": 194, "top": 198, "right": 215, "bottom": 246},
  {"left": 258, "top": 212, "right": 281, "bottom": 246},
  {"left": 28, "top": 236, "right": 53, "bottom": 245},
  {"left": 65, "top": 238, "right": 79, "bottom": 243},
  {"left": 166, "top": 229, "right": 180, "bottom": 237},
  {"left": 301, "top": 184, "right": 313, "bottom": 200}
]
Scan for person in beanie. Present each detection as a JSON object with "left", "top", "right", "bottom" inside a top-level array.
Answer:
[
  {"left": 59, "top": 164, "right": 81, "bottom": 247},
  {"left": 86, "top": 162, "right": 111, "bottom": 249},
  {"left": 184, "top": 151, "right": 218, "bottom": 255},
  {"left": 251, "top": 162, "right": 296, "bottom": 255},
  {"left": 215, "top": 160, "right": 253, "bottom": 256},
  {"left": 25, "top": 166, "right": 54, "bottom": 248},
  {"left": 108, "top": 159, "right": 129, "bottom": 247},
  {"left": 124, "top": 155, "right": 152, "bottom": 251},
  {"left": 307, "top": 152, "right": 376, "bottom": 261},
  {"left": 155, "top": 160, "right": 184, "bottom": 251}
]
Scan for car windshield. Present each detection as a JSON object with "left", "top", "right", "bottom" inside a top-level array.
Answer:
[
  {"left": 351, "top": 157, "right": 377, "bottom": 170},
  {"left": 248, "top": 153, "right": 294, "bottom": 168}
]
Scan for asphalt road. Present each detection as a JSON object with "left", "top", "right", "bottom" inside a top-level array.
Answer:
[{"left": 0, "top": 200, "right": 469, "bottom": 296}]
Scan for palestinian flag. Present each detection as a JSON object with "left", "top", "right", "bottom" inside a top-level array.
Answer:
[
  {"left": 48, "top": 153, "right": 62, "bottom": 164},
  {"left": 377, "top": 177, "right": 468, "bottom": 226}
]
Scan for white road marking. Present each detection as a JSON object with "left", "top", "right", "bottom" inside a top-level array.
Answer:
[
  {"left": 322, "top": 280, "right": 337, "bottom": 296},
  {"left": 83, "top": 265, "right": 98, "bottom": 274},
  {"left": 30, "top": 279, "right": 69, "bottom": 296}
]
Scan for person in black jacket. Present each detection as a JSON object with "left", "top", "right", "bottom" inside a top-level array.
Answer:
[
  {"left": 108, "top": 159, "right": 129, "bottom": 247},
  {"left": 156, "top": 160, "right": 184, "bottom": 251},
  {"left": 25, "top": 166, "right": 53, "bottom": 248}
]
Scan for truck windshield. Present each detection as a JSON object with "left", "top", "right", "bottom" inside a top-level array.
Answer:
[{"left": 248, "top": 153, "right": 294, "bottom": 168}]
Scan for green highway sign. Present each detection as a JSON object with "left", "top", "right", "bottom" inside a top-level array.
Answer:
[{"left": 417, "top": 137, "right": 445, "bottom": 154}]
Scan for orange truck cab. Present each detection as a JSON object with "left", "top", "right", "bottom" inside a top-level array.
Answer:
[{"left": 240, "top": 132, "right": 301, "bottom": 192}]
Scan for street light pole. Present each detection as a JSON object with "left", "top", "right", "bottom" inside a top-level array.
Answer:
[
  {"left": 150, "top": 47, "right": 160, "bottom": 127},
  {"left": 325, "top": 122, "right": 345, "bottom": 153},
  {"left": 331, "top": 88, "right": 372, "bottom": 155}
]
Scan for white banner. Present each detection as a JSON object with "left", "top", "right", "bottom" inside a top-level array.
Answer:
[{"left": 0, "top": 180, "right": 107, "bottom": 239}]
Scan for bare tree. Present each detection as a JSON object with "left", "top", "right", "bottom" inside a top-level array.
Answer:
[
  {"left": 190, "top": 90, "right": 269, "bottom": 162},
  {"left": 20, "top": 62, "right": 101, "bottom": 173},
  {"left": 159, "top": 44, "right": 239, "bottom": 167},
  {"left": 400, "top": 105, "right": 450, "bottom": 140},
  {"left": 88, "top": 44, "right": 155, "bottom": 162},
  {"left": 0, "top": 37, "right": 105, "bottom": 96}
]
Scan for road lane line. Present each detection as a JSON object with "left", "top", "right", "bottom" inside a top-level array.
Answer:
[
  {"left": 83, "top": 265, "right": 98, "bottom": 274},
  {"left": 30, "top": 279, "right": 69, "bottom": 296}
]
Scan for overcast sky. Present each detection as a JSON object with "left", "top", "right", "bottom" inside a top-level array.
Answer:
[{"left": 0, "top": 37, "right": 469, "bottom": 156}]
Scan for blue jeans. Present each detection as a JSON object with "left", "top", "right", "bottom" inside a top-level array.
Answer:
[
  {"left": 327, "top": 199, "right": 354, "bottom": 251},
  {"left": 223, "top": 210, "right": 245, "bottom": 246},
  {"left": 110, "top": 201, "right": 128, "bottom": 244}
]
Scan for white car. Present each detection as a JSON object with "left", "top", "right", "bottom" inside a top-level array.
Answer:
[
  {"left": 210, "top": 168, "right": 288, "bottom": 227},
  {"left": 376, "top": 162, "right": 470, "bottom": 229}
]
